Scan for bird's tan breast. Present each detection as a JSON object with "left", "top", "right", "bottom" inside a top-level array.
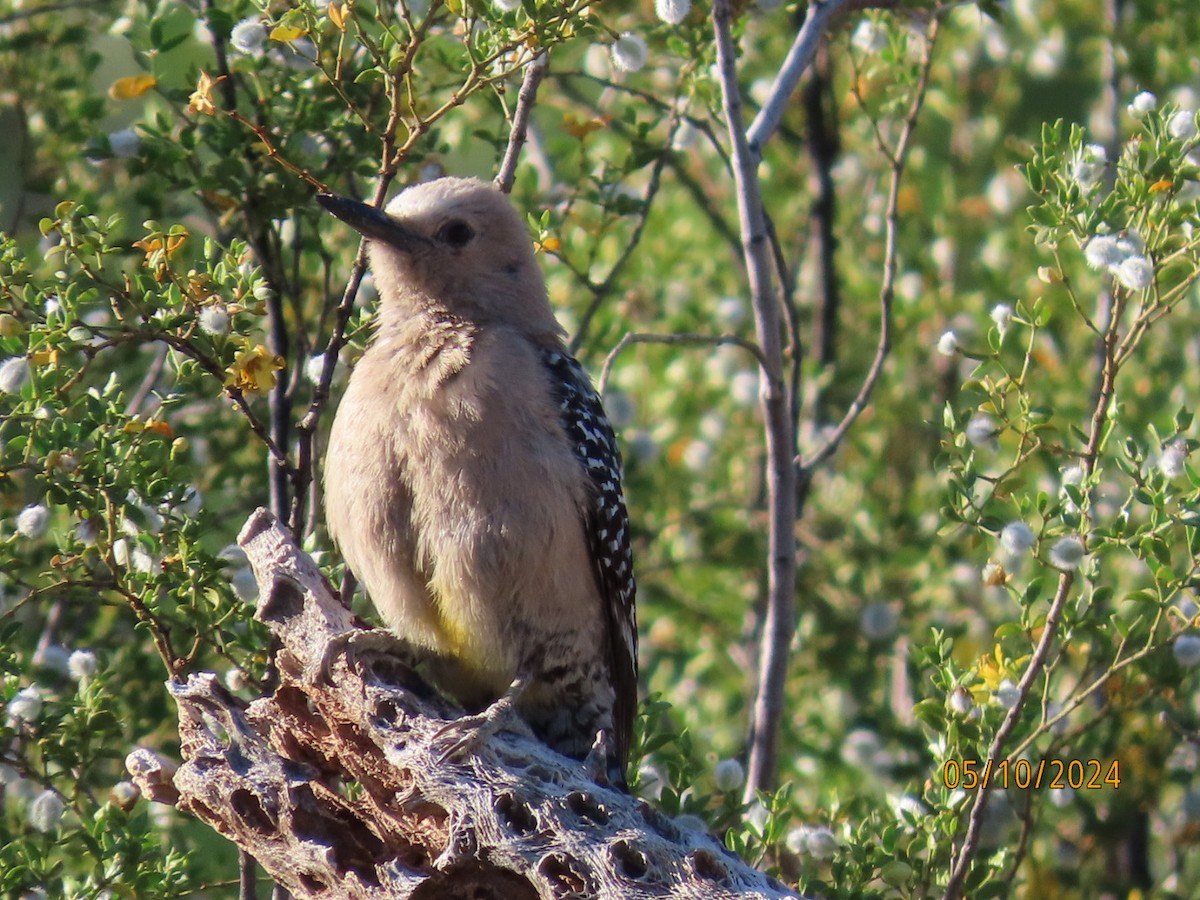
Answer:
[{"left": 324, "top": 325, "right": 602, "bottom": 695}]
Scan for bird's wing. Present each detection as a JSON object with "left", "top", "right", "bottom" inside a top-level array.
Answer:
[{"left": 540, "top": 348, "right": 638, "bottom": 776}]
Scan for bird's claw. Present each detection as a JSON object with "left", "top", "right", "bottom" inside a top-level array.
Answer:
[
  {"left": 432, "top": 695, "right": 517, "bottom": 763},
  {"left": 582, "top": 730, "right": 610, "bottom": 785},
  {"left": 431, "top": 681, "right": 536, "bottom": 764},
  {"left": 315, "top": 627, "right": 417, "bottom": 685}
]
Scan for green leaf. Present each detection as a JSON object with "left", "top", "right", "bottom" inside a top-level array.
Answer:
[{"left": 1028, "top": 203, "right": 1059, "bottom": 226}]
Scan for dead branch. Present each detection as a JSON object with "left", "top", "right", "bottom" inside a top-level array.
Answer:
[{"left": 129, "top": 509, "right": 800, "bottom": 900}]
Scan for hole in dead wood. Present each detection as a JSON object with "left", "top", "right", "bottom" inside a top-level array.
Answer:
[
  {"left": 411, "top": 861, "right": 538, "bottom": 900},
  {"left": 261, "top": 577, "right": 304, "bottom": 621},
  {"left": 277, "top": 739, "right": 331, "bottom": 777},
  {"left": 208, "top": 720, "right": 231, "bottom": 748},
  {"left": 495, "top": 791, "right": 537, "bottom": 835},
  {"left": 226, "top": 743, "right": 255, "bottom": 777},
  {"left": 190, "top": 799, "right": 217, "bottom": 822},
  {"left": 289, "top": 783, "right": 385, "bottom": 885},
  {"left": 687, "top": 849, "right": 731, "bottom": 885},
  {"left": 610, "top": 840, "right": 650, "bottom": 881},
  {"left": 398, "top": 844, "right": 430, "bottom": 870},
  {"left": 333, "top": 776, "right": 366, "bottom": 804},
  {"left": 565, "top": 791, "right": 609, "bottom": 826},
  {"left": 637, "top": 801, "right": 679, "bottom": 842},
  {"left": 231, "top": 789, "right": 276, "bottom": 835},
  {"left": 538, "top": 852, "right": 593, "bottom": 897},
  {"left": 371, "top": 697, "right": 407, "bottom": 731},
  {"left": 354, "top": 649, "right": 436, "bottom": 699},
  {"left": 524, "top": 764, "right": 556, "bottom": 783},
  {"left": 298, "top": 872, "right": 327, "bottom": 894}
]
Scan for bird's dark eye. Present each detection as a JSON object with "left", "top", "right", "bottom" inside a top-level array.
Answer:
[{"left": 436, "top": 219, "right": 475, "bottom": 248}]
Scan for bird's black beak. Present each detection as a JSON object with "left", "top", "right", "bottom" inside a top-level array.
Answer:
[{"left": 316, "top": 193, "right": 430, "bottom": 252}]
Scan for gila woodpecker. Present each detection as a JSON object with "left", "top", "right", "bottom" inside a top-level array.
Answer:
[{"left": 318, "top": 177, "right": 637, "bottom": 786}]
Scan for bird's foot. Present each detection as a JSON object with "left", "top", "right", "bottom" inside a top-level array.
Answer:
[
  {"left": 432, "top": 676, "right": 533, "bottom": 763},
  {"left": 582, "top": 730, "right": 610, "bottom": 784},
  {"left": 316, "top": 627, "right": 420, "bottom": 685},
  {"left": 582, "top": 730, "right": 628, "bottom": 791}
]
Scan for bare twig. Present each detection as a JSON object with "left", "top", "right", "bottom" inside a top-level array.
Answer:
[
  {"left": 597, "top": 332, "right": 768, "bottom": 396},
  {"left": 712, "top": 0, "right": 799, "bottom": 801},
  {"left": 801, "top": 16, "right": 940, "bottom": 471},
  {"left": 1087, "top": 0, "right": 1123, "bottom": 412},
  {"left": 745, "top": 0, "right": 854, "bottom": 157},
  {"left": 569, "top": 116, "right": 677, "bottom": 354},
  {"left": 290, "top": 255, "right": 372, "bottom": 536},
  {"left": 494, "top": 52, "right": 549, "bottom": 195},
  {"left": 124, "top": 343, "right": 168, "bottom": 417},
  {"left": 555, "top": 77, "right": 742, "bottom": 290}
]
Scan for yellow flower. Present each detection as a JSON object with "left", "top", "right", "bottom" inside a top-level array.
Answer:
[
  {"left": 969, "top": 644, "right": 1030, "bottom": 705},
  {"left": 133, "top": 230, "right": 188, "bottom": 281},
  {"left": 563, "top": 113, "right": 610, "bottom": 140},
  {"left": 976, "top": 645, "right": 1010, "bottom": 691},
  {"left": 133, "top": 233, "right": 187, "bottom": 260},
  {"left": 121, "top": 418, "right": 175, "bottom": 438},
  {"left": 269, "top": 24, "right": 307, "bottom": 42},
  {"left": 225, "top": 344, "right": 285, "bottom": 395},
  {"left": 188, "top": 72, "right": 224, "bottom": 116},
  {"left": 109, "top": 74, "right": 157, "bottom": 100}
]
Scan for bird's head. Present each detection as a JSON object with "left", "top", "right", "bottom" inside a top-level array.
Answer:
[{"left": 318, "top": 177, "right": 561, "bottom": 339}]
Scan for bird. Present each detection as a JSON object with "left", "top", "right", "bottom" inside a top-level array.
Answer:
[{"left": 317, "top": 177, "right": 637, "bottom": 787}]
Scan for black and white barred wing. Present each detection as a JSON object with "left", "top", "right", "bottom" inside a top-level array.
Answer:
[{"left": 541, "top": 349, "right": 638, "bottom": 772}]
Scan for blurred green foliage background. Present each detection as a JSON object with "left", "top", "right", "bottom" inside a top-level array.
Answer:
[{"left": 4, "top": 0, "right": 1200, "bottom": 896}]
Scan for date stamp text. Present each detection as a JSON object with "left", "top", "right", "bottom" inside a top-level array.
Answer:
[{"left": 943, "top": 758, "right": 1120, "bottom": 790}]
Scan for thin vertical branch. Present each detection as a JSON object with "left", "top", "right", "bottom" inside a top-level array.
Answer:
[
  {"left": 801, "top": 16, "right": 939, "bottom": 471},
  {"left": 803, "top": 45, "right": 841, "bottom": 369},
  {"left": 943, "top": 296, "right": 1124, "bottom": 899},
  {"left": 264, "top": 281, "right": 291, "bottom": 521},
  {"left": 711, "top": 0, "right": 798, "bottom": 800},
  {"left": 239, "top": 850, "right": 257, "bottom": 900},
  {"left": 202, "top": 0, "right": 294, "bottom": 522},
  {"left": 495, "top": 52, "right": 549, "bottom": 195},
  {"left": 290, "top": 256, "right": 372, "bottom": 537},
  {"left": 568, "top": 114, "right": 677, "bottom": 354},
  {"left": 289, "top": 37, "right": 410, "bottom": 536},
  {"left": 196, "top": 25, "right": 294, "bottom": 899}
]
